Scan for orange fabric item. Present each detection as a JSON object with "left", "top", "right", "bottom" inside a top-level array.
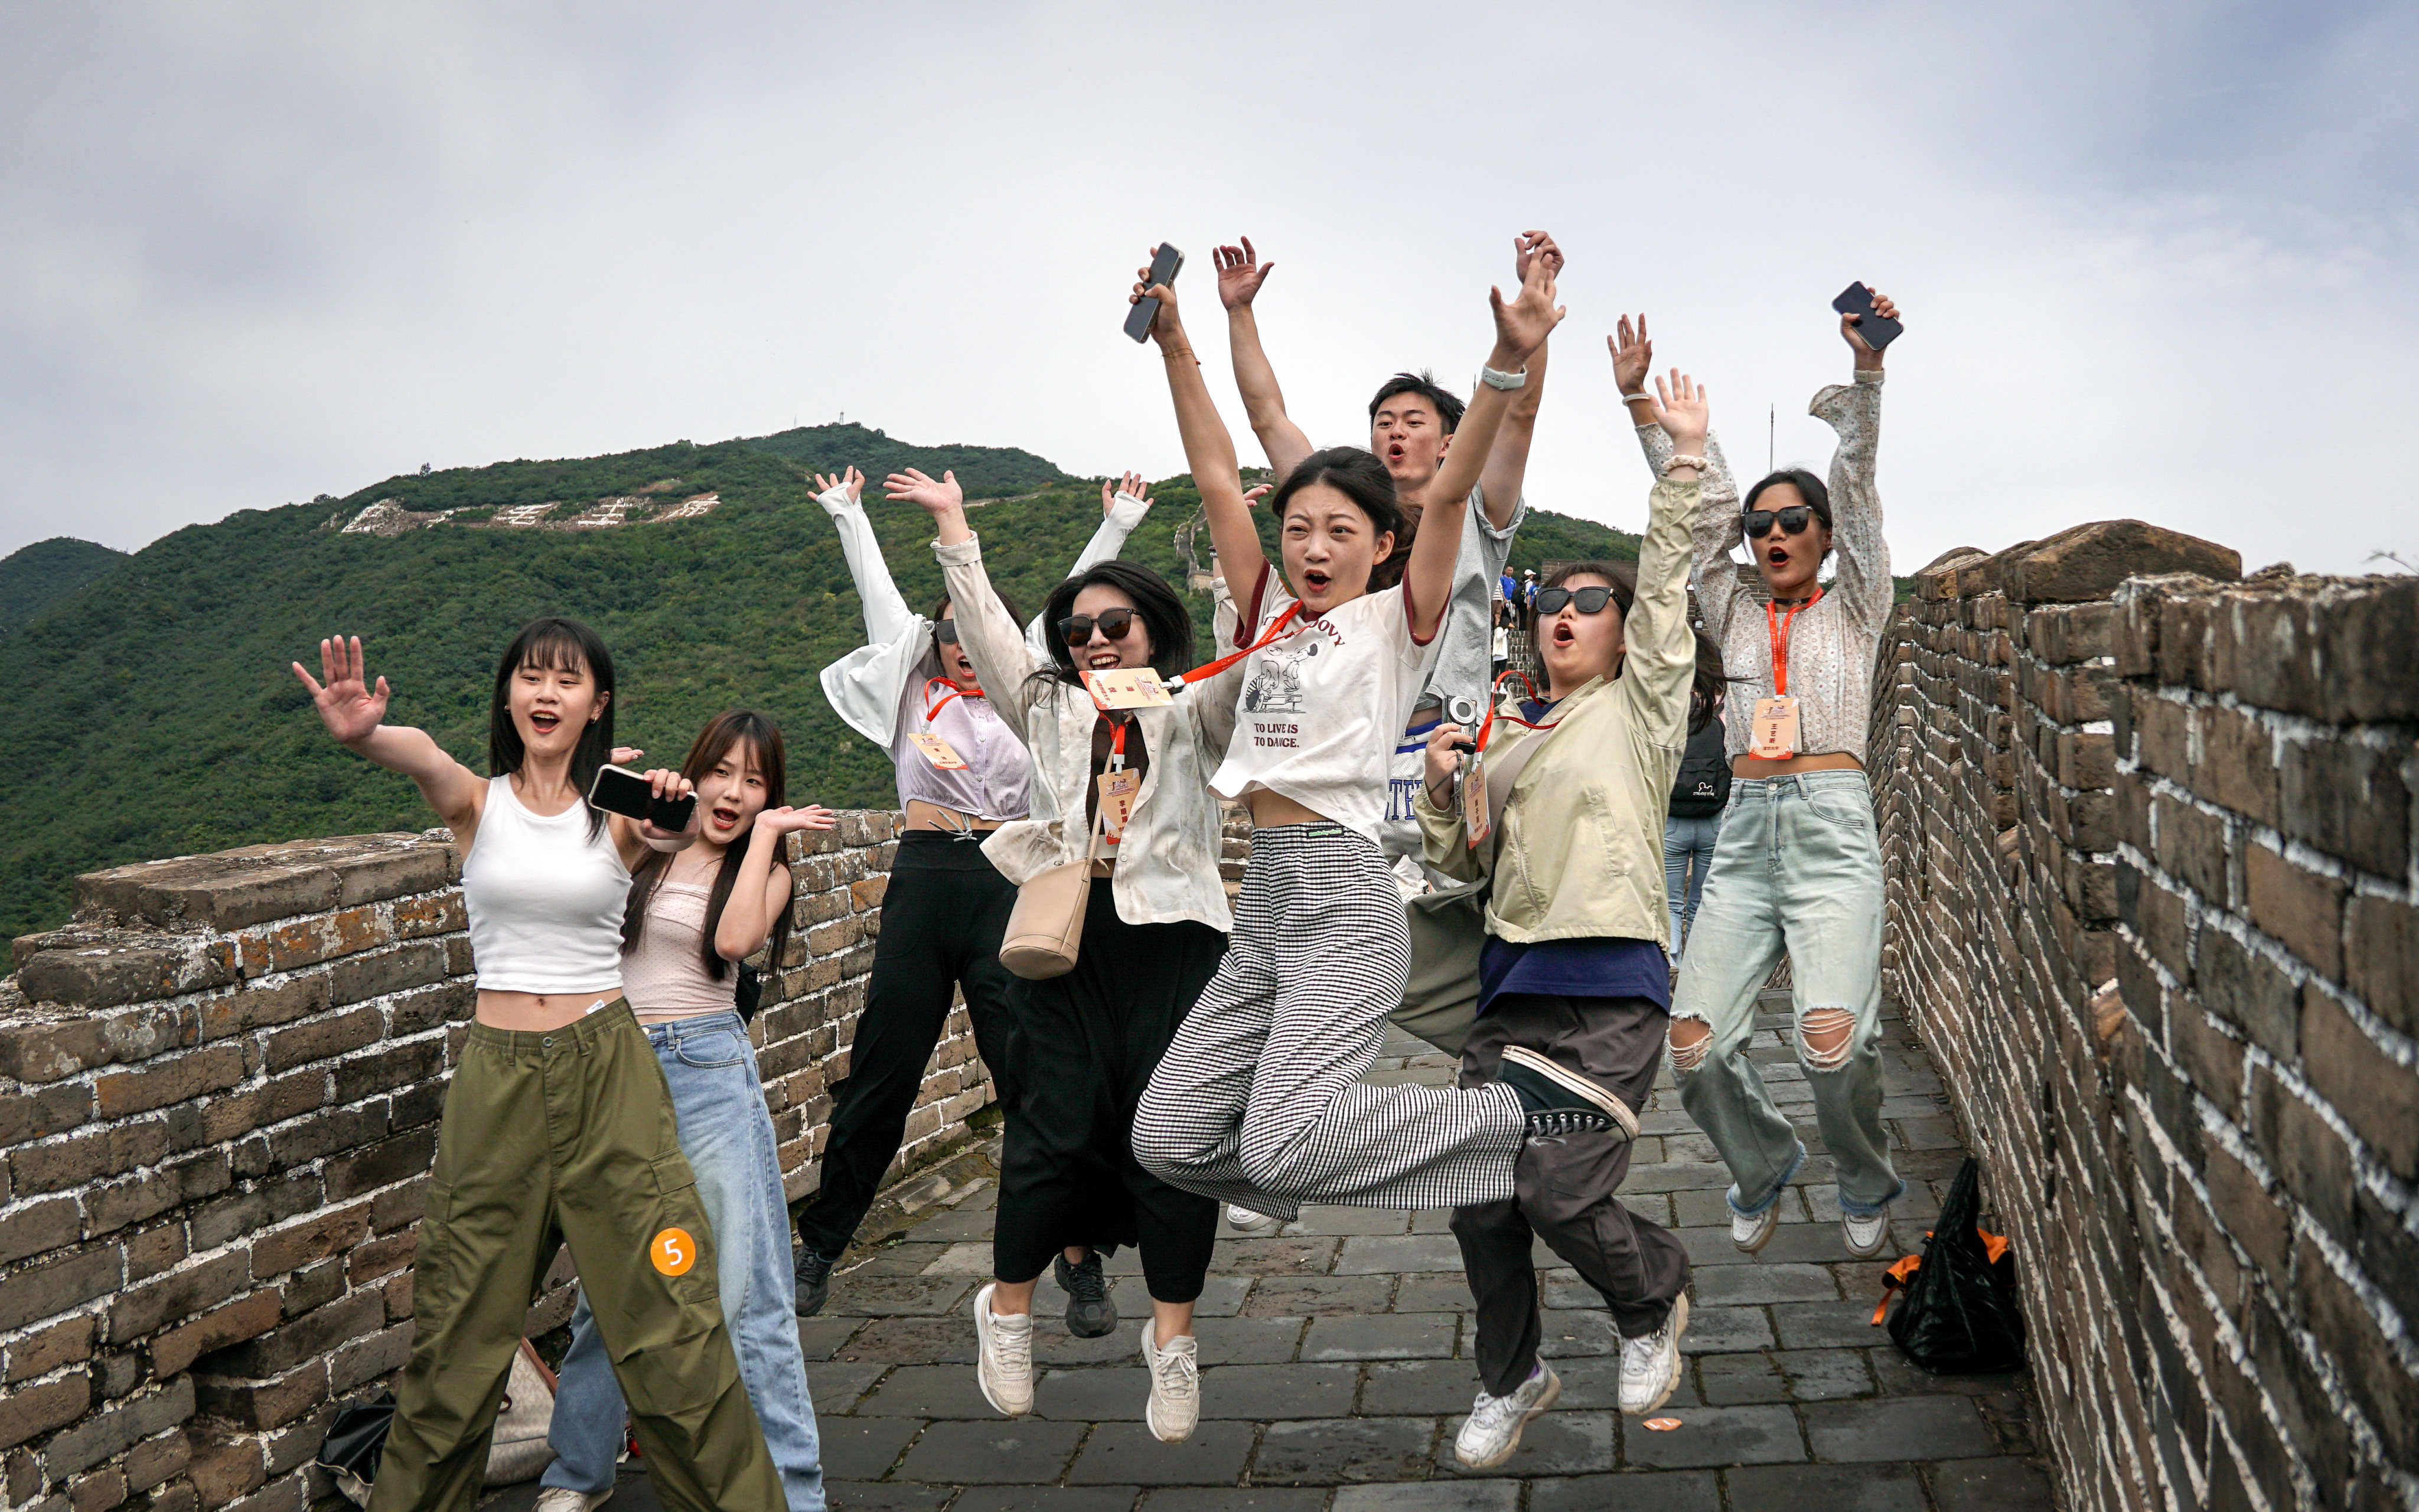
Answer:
[{"left": 1870, "top": 1227, "right": 2012, "bottom": 1324}]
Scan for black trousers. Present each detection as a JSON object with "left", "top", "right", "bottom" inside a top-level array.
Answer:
[
  {"left": 993, "top": 886, "right": 1225, "bottom": 1304},
  {"left": 795, "top": 831, "right": 1026, "bottom": 1260},
  {"left": 1452, "top": 991, "right": 1691, "bottom": 1396}
]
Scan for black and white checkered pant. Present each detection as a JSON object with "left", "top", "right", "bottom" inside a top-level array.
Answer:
[{"left": 1135, "top": 824, "right": 1525, "bottom": 1217}]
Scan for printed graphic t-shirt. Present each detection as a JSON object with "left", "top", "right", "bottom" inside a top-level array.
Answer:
[{"left": 1207, "top": 563, "right": 1445, "bottom": 846}]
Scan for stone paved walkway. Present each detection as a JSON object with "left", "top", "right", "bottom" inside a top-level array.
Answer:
[{"left": 494, "top": 992, "right": 2058, "bottom": 1510}]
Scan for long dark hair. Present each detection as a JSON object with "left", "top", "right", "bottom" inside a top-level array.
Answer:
[
  {"left": 1031, "top": 560, "right": 1197, "bottom": 690},
  {"left": 488, "top": 617, "right": 617, "bottom": 840},
  {"left": 620, "top": 710, "right": 792, "bottom": 983},
  {"left": 1538, "top": 561, "right": 1727, "bottom": 731},
  {"left": 1269, "top": 447, "right": 1404, "bottom": 592}
]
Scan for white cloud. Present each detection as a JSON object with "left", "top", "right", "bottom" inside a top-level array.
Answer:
[{"left": 0, "top": 1, "right": 2411, "bottom": 574}]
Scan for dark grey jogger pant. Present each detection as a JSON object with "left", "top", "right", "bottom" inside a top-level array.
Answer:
[{"left": 1452, "top": 991, "right": 1691, "bottom": 1396}]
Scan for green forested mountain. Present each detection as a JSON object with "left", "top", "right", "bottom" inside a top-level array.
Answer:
[
  {"left": 0, "top": 425, "right": 1640, "bottom": 935},
  {"left": 0, "top": 538, "right": 129, "bottom": 632}
]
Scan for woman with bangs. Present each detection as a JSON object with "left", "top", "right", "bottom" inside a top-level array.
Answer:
[
  {"left": 1124, "top": 247, "right": 1640, "bottom": 1226},
  {"left": 538, "top": 709, "right": 836, "bottom": 1512},
  {"left": 291, "top": 621, "right": 785, "bottom": 1512},
  {"left": 889, "top": 470, "right": 1249, "bottom": 1443},
  {"left": 1413, "top": 360, "right": 1722, "bottom": 1464}
]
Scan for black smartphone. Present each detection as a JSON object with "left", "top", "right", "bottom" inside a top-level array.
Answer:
[
  {"left": 1831, "top": 282, "right": 1902, "bottom": 351},
  {"left": 588, "top": 764, "right": 698, "bottom": 831},
  {"left": 1124, "top": 243, "right": 1184, "bottom": 343}
]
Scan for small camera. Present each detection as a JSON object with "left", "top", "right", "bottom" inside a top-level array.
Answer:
[{"left": 1445, "top": 694, "right": 1480, "bottom": 727}]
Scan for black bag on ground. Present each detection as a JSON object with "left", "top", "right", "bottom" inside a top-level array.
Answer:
[
  {"left": 316, "top": 1394, "right": 395, "bottom": 1507},
  {"left": 1886, "top": 1156, "right": 2026, "bottom": 1373},
  {"left": 1668, "top": 711, "right": 1730, "bottom": 818}
]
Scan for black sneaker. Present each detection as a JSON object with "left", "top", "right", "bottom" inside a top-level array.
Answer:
[
  {"left": 794, "top": 1248, "right": 833, "bottom": 1317},
  {"left": 1498, "top": 1046, "right": 1639, "bottom": 1141},
  {"left": 1055, "top": 1251, "right": 1118, "bottom": 1339}
]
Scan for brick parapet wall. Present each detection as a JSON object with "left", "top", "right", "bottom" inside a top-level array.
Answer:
[
  {"left": 1873, "top": 520, "right": 2419, "bottom": 1510},
  {"left": 0, "top": 814, "right": 989, "bottom": 1512}
]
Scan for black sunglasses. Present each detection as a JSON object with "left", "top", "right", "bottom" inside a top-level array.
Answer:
[
  {"left": 1743, "top": 505, "right": 1815, "bottom": 540},
  {"left": 934, "top": 620, "right": 961, "bottom": 645},
  {"left": 1058, "top": 609, "right": 1139, "bottom": 646},
  {"left": 1533, "top": 585, "right": 1617, "bottom": 616}
]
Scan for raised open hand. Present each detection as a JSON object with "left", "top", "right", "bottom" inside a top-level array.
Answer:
[
  {"left": 1214, "top": 239, "right": 1274, "bottom": 311},
  {"left": 1514, "top": 230, "right": 1564, "bottom": 285},
  {"left": 291, "top": 635, "right": 389, "bottom": 747},
  {"left": 1608, "top": 314, "right": 1653, "bottom": 396},
  {"left": 1130, "top": 257, "right": 1181, "bottom": 344},
  {"left": 1648, "top": 369, "right": 1710, "bottom": 452},
  {"left": 1843, "top": 286, "right": 1902, "bottom": 354},
  {"left": 1103, "top": 472, "right": 1150, "bottom": 515},
  {"left": 758, "top": 804, "right": 838, "bottom": 835},
  {"left": 884, "top": 468, "right": 963, "bottom": 516},
  {"left": 1487, "top": 250, "right": 1566, "bottom": 364},
  {"left": 812, "top": 466, "right": 865, "bottom": 503}
]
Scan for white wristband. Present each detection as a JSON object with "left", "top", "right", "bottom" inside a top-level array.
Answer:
[
  {"left": 1619, "top": 389, "right": 1651, "bottom": 403},
  {"left": 1664, "top": 455, "right": 1709, "bottom": 475},
  {"left": 1478, "top": 364, "right": 1527, "bottom": 391}
]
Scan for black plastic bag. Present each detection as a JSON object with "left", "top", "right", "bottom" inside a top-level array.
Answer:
[
  {"left": 736, "top": 961, "right": 762, "bottom": 1024},
  {"left": 315, "top": 1393, "right": 395, "bottom": 1507},
  {"left": 1885, "top": 1156, "right": 2026, "bottom": 1373}
]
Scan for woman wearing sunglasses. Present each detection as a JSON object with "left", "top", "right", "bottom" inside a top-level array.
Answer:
[
  {"left": 1612, "top": 290, "right": 1908, "bottom": 1261},
  {"left": 794, "top": 466, "right": 1153, "bottom": 1318},
  {"left": 1414, "top": 364, "right": 1723, "bottom": 1462},
  {"left": 893, "top": 471, "right": 1247, "bottom": 1443}
]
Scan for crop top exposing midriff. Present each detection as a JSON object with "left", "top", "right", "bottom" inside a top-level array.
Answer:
[
  {"left": 620, "top": 880, "right": 741, "bottom": 1020},
  {"left": 460, "top": 775, "right": 630, "bottom": 994}
]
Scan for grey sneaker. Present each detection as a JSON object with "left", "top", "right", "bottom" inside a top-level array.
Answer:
[
  {"left": 1453, "top": 1363, "right": 1561, "bottom": 1469},
  {"left": 1618, "top": 1295, "right": 1688, "bottom": 1415},
  {"left": 972, "top": 1282, "right": 1034, "bottom": 1416},
  {"left": 533, "top": 1489, "right": 611, "bottom": 1512},
  {"left": 1055, "top": 1250, "right": 1118, "bottom": 1339},
  {"left": 1731, "top": 1200, "right": 1779, "bottom": 1253},
  {"left": 1140, "top": 1324, "right": 1200, "bottom": 1443},
  {"left": 1225, "top": 1204, "right": 1282, "bottom": 1236},
  {"left": 1843, "top": 1205, "right": 1893, "bottom": 1258},
  {"left": 794, "top": 1248, "right": 833, "bottom": 1316}
]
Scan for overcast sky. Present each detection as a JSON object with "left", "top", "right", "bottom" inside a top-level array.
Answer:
[{"left": 2, "top": 2, "right": 2413, "bottom": 576}]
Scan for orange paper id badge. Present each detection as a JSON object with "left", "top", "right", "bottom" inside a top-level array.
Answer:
[
  {"left": 1097, "top": 768, "right": 1142, "bottom": 841},
  {"left": 1749, "top": 695, "right": 1801, "bottom": 761},
  {"left": 1083, "top": 668, "right": 1174, "bottom": 710},
  {"left": 908, "top": 733, "right": 968, "bottom": 769},
  {"left": 1462, "top": 752, "right": 1491, "bottom": 849}
]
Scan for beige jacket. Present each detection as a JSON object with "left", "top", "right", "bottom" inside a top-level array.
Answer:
[
  {"left": 935, "top": 533, "right": 1246, "bottom": 933},
  {"left": 1416, "top": 475, "right": 1698, "bottom": 946}
]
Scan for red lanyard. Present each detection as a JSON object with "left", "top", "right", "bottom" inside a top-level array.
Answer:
[
  {"left": 1473, "top": 669, "right": 1546, "bottom": 755},
  {"left": 923, "top": 675, "right": 983, "bottom": 721},
  {"left": 1105, "top": 717, "right": 1129, "bottom": 770},
  {"left": 1766, "top": 588, "right": 1823, "bottom": 696},
  {"left": 1165, "top": 603, "right": 1303, "bottom": 693}
]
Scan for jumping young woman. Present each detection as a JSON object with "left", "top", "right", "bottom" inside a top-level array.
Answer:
[
  {"left": 537, "top": 710, "right": 834, "bottom": 1512},
  {"left": 891, "top": 473, "right": 1247, "bottom": 1442},
  {"left": 1618, "top": 292, "right": 1909, "bottom": 1259},
  {"left": 291, "top": 622, "right": 783, "bottom": 1512},
  {"left": 795, "top": 467, "right": 1153, "bottom": 1322},
  {"left": 1127, "top": 249, "right": 1632, "bottom": 1219},
  {"left": 1416, "top": 363, "right": 1719, "bottom": 1466}
]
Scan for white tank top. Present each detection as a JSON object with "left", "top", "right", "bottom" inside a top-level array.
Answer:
[
  {"left": 621, "top": 880, "right": 739, "bottom": 1020},
  {"left": 461, "top": 775, "right": 631, "bottom": 994}
]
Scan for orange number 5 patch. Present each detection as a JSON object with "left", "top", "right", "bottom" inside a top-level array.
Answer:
[{"left": 651, "top": 1227, "right": 696, "bottom": 1276}]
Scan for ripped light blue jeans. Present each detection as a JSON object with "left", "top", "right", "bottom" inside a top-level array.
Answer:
[
  {"left": 1667, "top": 771, "right": 1903, "bottom": 1219},
  {"left": 542, "top": 1011, "right": 824, "bottom": 1511}
]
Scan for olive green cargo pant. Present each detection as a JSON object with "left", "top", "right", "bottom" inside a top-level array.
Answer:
[{"left": 369, "top": 1001, "right": 783, "bottom": 1512}]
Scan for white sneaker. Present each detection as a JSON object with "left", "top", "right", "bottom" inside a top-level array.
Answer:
[
  {"left": 534, "top": 1490, "right": 611, "bottom": 1512},
  {"left": 1843, "top": 1206, "right": 1892, "bottom": 1258},
  {"left": 1225, "top": 1204, "right": 1282, "bottom": 1236},
  {"left": 1452, "top": 1363, "right": 1561, "bottom": 1469},
  {"left": 1731, "top": 1200, "right": 1779, "bottom": 1253},
  {"left": 1619, "top": 1295, "right": 1688, "bottom": 1415},
  {"left": 1140, "top": 1324, "right": 1200, "bottom": 1443},
  {"left": 972, "top": 1282, "right": 1034, "bottom": 1416}
]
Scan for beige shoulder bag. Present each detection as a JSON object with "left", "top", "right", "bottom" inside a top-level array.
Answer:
[{"left": 999, "top": 804, "right": 1109, "bottom": 980}]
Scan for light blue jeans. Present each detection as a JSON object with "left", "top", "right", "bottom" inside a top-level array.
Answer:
[
  {"left": 1663, "top": 812, "right": 1723, "bottom": 962},
  {"left": 1668, "top": 772, "right": 1904, "bottom": 1220},
  {"left": 542, "top": 1011, "right": 824, "bottom": 1512}
]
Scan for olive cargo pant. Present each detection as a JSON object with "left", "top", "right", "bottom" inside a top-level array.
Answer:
[{"left": 369, "top": 1001, "right": 783, "bottom": 1512}]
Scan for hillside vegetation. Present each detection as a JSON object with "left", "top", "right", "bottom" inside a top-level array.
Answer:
[
  {"left": 0, "top": 538, "right": 129, "bottom": 632},
  {"left": 0, "top": 426, "right": 1642, "bottom": 936}
]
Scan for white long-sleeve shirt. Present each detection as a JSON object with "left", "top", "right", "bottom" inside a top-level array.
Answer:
[{"left": 814, "top": 485, "right": 1151, "bottom": 815}]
